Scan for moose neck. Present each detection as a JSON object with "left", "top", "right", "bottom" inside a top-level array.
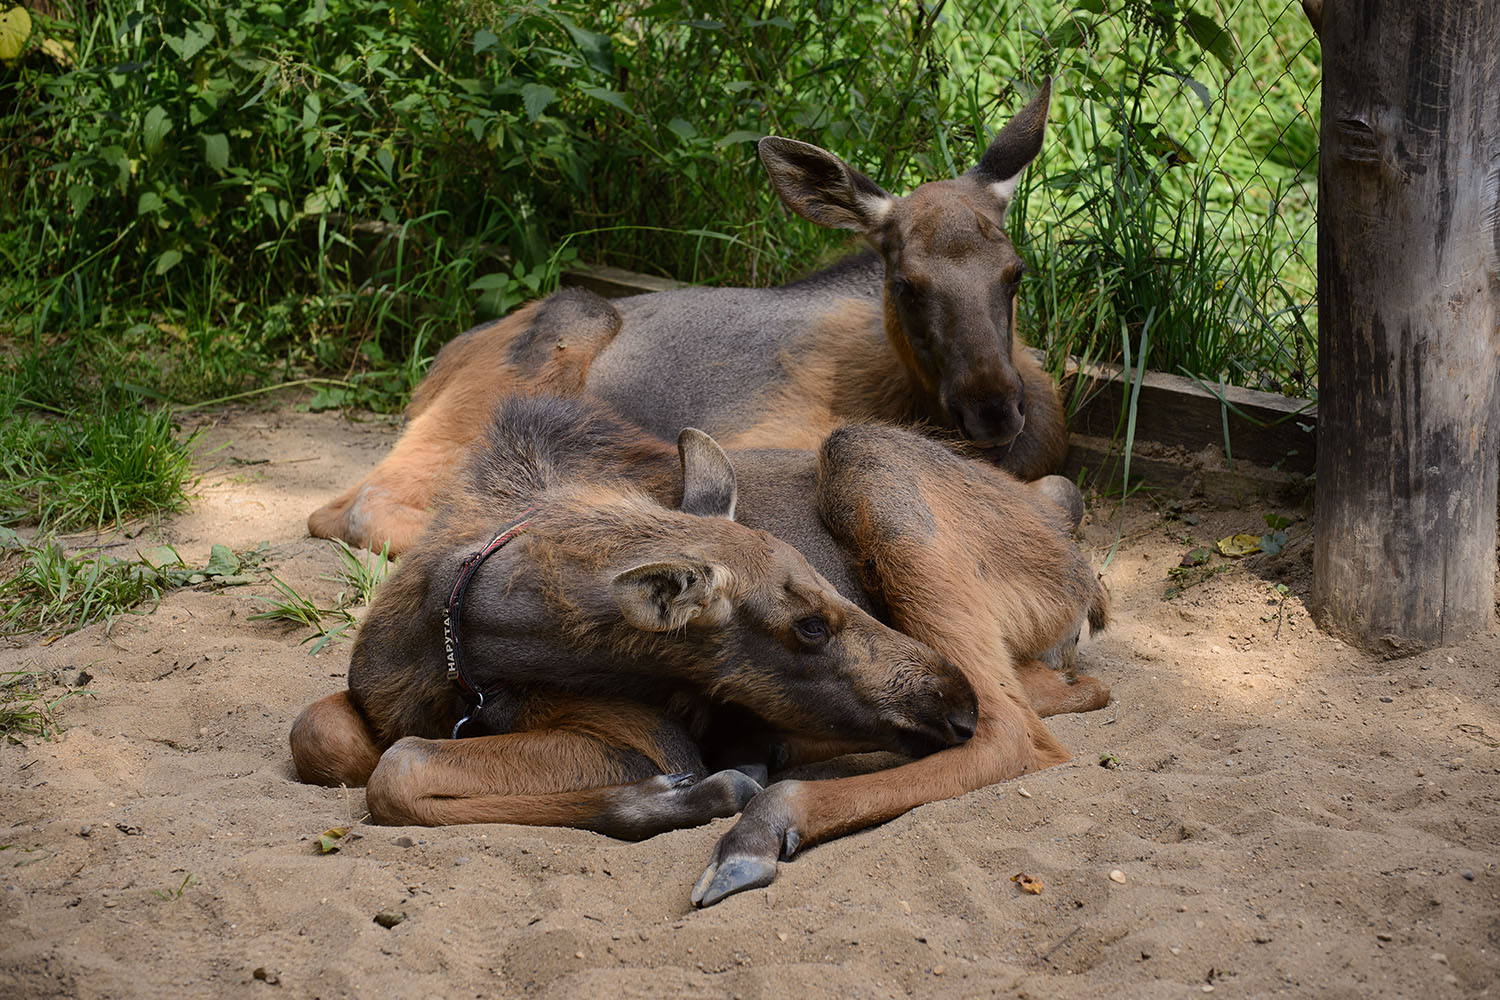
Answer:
[{"left": 774, "top": 296, "right": 943, "bottom": 430}]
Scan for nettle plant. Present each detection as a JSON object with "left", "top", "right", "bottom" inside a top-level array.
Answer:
[{"left": 10, "top": 1, "right": 615, "bottom": 325}]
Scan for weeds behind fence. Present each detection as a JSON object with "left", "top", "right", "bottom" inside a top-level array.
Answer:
[
  {"left": 3, "top": 0, "right": 1317, "bottom": 399},
  {"left": 0, "top": 0, "right": 1318, "bottom": 542}
]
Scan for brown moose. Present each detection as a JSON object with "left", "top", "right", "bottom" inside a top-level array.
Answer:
[
  {"left": 308, "top": 80, "right": 1065, "bottom": 557},
  {"left": 291, "top": 394, "right": 1108, "bottom": 906}
]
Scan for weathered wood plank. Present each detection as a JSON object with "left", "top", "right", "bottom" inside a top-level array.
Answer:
[
  {"left": 1061, "top": 357, "right": 1316, "bottom": 477},
  {"left": 561, "top": 264, "right": 686, "bottom": 299},
  {"left": 1314, "top": 1, "right": 1500, "bottom": 650},
  {"left": 1060, "top": 433, "right": 1308, "bottom": 503}
]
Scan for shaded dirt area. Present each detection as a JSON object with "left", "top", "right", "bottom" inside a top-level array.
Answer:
[{"left": 2, "top": 403, "right": 1498, "bottom": 998}]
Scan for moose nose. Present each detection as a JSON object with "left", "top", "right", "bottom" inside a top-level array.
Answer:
[
  {"left": 948, "top": 379, "right": 1027, "bottom": 448},
  {"left": 935, "top": 662, "right": 979, "bottom": 745},
  {"left": 947, "top": 703, "right": 978, "bottom": 742}
]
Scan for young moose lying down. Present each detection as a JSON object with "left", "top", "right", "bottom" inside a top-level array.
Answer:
[{"left": 291, "top": 396, "right": 1110, "bottom": 907}]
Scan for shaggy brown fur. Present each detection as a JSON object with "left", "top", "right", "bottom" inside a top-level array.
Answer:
[{"left": 291, "top": 395, "right": 1109, "bottom": 906}]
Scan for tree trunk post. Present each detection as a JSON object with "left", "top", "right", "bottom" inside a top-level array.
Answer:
[{"left": 1314, "top": 1, "right": 1500, "bottom": 651}]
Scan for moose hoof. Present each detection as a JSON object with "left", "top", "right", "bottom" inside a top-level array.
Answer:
[
  {"left": 684, "top": 769, "right": 763, "bottom": 818},
  {"left": 690, "top": 780, "right": 803, "bottom": 908},
  {"left": 691, "top": 857, "right": 778, "bottom": 908}
]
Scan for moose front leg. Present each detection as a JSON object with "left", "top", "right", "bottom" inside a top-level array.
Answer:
[
  {"left": 366, "top": 728, "right": 762, "bottom": 839},
  {"left": 691, "top": 693, "right": 1066, "bottom": 906},
  {"left": 689, "top": 423, "right": 1113, "bottom": 904}
]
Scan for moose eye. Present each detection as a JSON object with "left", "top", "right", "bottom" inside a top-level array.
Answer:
[
  {"left": 793, "top": 615, "right": 830, "bottom": 645},
  {"left": 889, "top": 277, "right": 918, "bottom": 302}
]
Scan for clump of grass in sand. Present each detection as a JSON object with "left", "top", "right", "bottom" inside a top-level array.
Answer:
[
  {"left": 0, "top": 386, "right": 199, "bottom": 533},
  {"left": 0, "top": 669, "right": 88, "bottom": 742},
  {"left": 152, "top": 874, "right": 195, "bottom": 902},
  {"left": 0, "top": 532, "right": 169, "bottom": 637},
  {"left": 329, "top": 539, "right": 393, "bottom": 607},
  {"left": 0, "top": 532, "right": 269, "bottom": 639},
  {"left": 250, "top": 540, "right": 392, "bottom": 654}
]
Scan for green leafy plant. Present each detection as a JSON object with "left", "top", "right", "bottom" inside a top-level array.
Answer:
[
  {"left": 2, "top": 0, "right": 1320, "bottom": 480},
  {"left": 250, "top": 539, "right": 390, "bottom": 653},
  {"left": 1259, "top": 512, "right": 1292, "bottom": 555}
]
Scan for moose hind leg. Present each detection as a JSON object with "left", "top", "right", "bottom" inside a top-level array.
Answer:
[
  {"left": 687, "top": 428, "right": 1102, "bottom": 907},
  {"left": 818, "top": 423, "right": 1105, "bottom": 669},
  {"left": 1015, "top": 659, "right": 1112, "bottom": 717},
  {"left": 291, "top": 691, "right": 383, "bottom": 788}
]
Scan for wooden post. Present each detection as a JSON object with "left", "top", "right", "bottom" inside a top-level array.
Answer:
[{"left": 1314, "top": 2, "right": 1500, "bottom": 650}]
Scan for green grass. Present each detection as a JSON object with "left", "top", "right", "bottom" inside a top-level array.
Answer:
[
  {"left": 152, "top": 874, "right": 196, "bottom": 901},
  {"left": 0, "top": 533, "right": 170, "bottom": 636},
  {"left": 0, "top": 0, "right": 1320, "bottom": 495},
  {"left": 328, "top": 538, "right": 392, "bottom": 606},
  {"left": 249, "top": 539, "right": 392, "bottom": 654},
  {"left": 0, "top": 530, "right": 268, "bottom": 639},
  {"left": 971, "top": 0, "right": 1319, "bottom": 398},
  {"left": 0, "top": 669, "right": 88, "bottom": 742},
  {"left": 0, "top": 390, "right": 199, "bottom": 532}
]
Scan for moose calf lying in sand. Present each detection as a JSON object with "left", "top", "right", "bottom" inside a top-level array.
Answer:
[
  {"left": 292, "top": 395, "right": 1109, "bottom": 906},
  {"left": 309, "top": 80, "right": 1064, "bottom": 557}
]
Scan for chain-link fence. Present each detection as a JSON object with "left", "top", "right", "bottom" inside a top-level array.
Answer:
[
  {"left": 1, "top": 1, "right": 1320, "bottom": 400},
  {"left": 926, "top": 0, "right": 1321, "bottom": 398}
]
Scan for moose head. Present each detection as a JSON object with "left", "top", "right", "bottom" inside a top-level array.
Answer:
[{"left": 758, "top": 79, "right": 1052, "bottom": 450}]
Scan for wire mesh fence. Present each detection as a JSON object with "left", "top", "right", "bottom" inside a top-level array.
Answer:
[
  {"left": 1, "top": 0, "right": 1321, "bottom": 401},
  {"left": 928, "top": 0, "right": 1322, "bottom": 399}
]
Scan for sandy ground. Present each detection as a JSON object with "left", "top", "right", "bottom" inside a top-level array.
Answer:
[{"left": 2, "top": 402, "right": 1497, "bottom": 999}]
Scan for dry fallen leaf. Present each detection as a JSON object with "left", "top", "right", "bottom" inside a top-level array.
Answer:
[
  {"left": 316, "top": 826, "right": 350, "bottom": 854},
  {"left": 1216, "top": 533, "right": 1262, "bottom": 558},
  {"left": 1011, "top": 872, "right": 1044, "bottom": 894}
]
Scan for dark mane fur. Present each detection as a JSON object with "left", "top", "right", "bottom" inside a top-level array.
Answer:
[
  {"left": 431, "top": 396, "right": 677, "bottom": 543},
  {"left": 779, "top": 249, "right": 882, "bottom": 295}
]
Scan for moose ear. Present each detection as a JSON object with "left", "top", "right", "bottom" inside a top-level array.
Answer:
[
  {"left": 967, "top": 77, "right": 1052, "bottom": 213},
  {"left": 677, "top": 428, "right": 737, "bottom": 519},
  {"left": 612, "top": 559, "right": 733, "bottom": 632},
  {"left": 758, "top": 136, "right": 896, "bottom": 232}
]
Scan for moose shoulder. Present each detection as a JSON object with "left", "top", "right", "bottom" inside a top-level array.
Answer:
[{"left": 309, "top": 81, "right": 1063, "bottom": 557}]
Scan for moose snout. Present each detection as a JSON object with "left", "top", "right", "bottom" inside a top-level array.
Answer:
[
  {"left": 947, "top": 700, "right": 978, "bottom": 741},
  {"left": 892, "top": 661, "right": 979, "bottom": 756},
  {"left": 946, "top": 377, "right": 1027, "bottom": 449}
]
